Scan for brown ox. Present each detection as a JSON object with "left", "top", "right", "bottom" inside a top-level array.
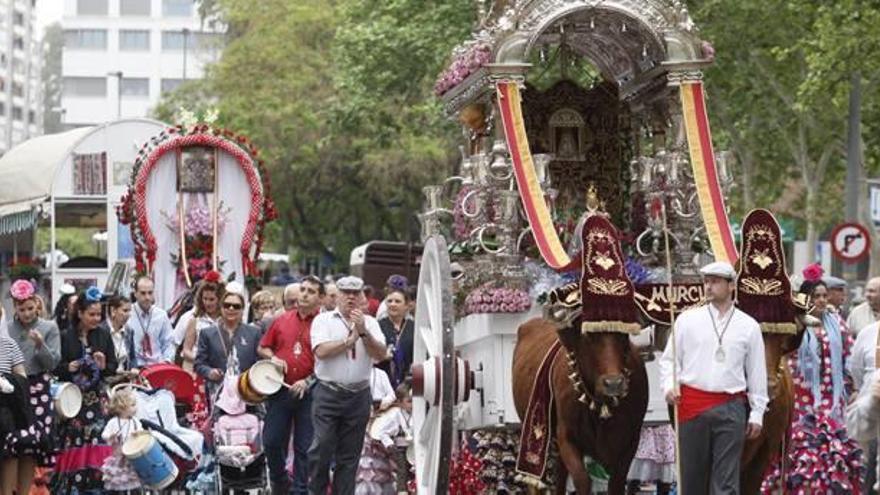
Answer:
[
  {"left": 740, "top": 326, "right": 806, "bottom": 494},
  {"left": 513, "top": 317, "right": 648, "bottom": 495}
]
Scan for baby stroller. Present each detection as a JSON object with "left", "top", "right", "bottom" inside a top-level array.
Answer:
[{"left": 212, "top": 371, "right": 269, "bottom": 494}]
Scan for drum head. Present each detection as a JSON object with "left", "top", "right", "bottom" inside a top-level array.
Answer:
[
  {"left": 369, "top": 406, "right": 400, "bottom": 440},
  {"left": 59, "top": 384, "right": 83, "bottom": 418},
  {"left": 248, "top": 360, "right": 283, "bottom": 396},
  {"left": 121, "top": 431, "right": 153, "bottom": 458}
]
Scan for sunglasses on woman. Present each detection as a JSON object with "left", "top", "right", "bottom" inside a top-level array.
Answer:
[{"left": 223, "top": 302, "right": 243, "bottom": 310}]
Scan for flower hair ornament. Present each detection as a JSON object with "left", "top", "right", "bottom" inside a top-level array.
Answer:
[
  {"left": 9, "top": 279, "right": 36, "bottom": 302},
  {"left": 84, "top": 286, "right": 104, "bottom": 303},
  {"left": 802, "top": 263, "right": 824, "bottom": 283},
  {"left": 203, "top": 270, "right": 222, "bottom": 284}
]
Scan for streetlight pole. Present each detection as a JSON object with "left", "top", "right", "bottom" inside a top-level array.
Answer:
[
  {"left": 107, "top": 71, "right": 123, "bottom": 119},
  {"left": 182, "top": 28, "right": 190, "bottom": 81}
]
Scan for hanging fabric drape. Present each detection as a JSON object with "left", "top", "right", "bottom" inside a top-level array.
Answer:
[
  {"left": 679, "top": 81, "right": 738, "bottom": 264},
  {"left": 496, "top": 81, "right": 576, "bottom": 271}
]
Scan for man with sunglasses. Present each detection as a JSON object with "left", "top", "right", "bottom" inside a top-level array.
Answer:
[
  {"left": 258, "top": 275, "right": 324, "bottom": 494},
  {"left": 308, "top": 275, "right": 388, "bottom": 495}
]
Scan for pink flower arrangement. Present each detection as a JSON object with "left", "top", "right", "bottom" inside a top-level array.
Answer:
[
  {"left": 434, "top": 44, "right": 492, "bottom": 96},
  {"left": 464, "top": 284, "right": 531, "bottom": 315},
  {"left": 9, "top": 279, "right": 35, "bottom": 301}
]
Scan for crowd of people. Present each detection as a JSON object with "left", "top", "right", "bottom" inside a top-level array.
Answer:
[{"left": 0, "top": 271, "right": 417, "bottom": 495}]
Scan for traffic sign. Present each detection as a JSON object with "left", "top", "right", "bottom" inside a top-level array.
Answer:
[{"left": 830, "top": 222, "right": 871, "bottom": 263}]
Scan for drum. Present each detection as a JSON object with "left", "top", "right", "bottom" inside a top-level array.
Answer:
[
  {"left": 122, "top": 431, "right": 178, "bottom": 490},
  {"left": 49, "top": 382, "right": 82, "bottom": 419},
  {"left": 237, "top": 360, "right": 284, "bottom": 404},
  {"left": 369, "top": 406, "right": 401, "bottom": 441}
]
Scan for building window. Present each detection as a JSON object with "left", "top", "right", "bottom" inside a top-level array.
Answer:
[
  {"left": 161, "top": 78, "right": 184, "bottom": 93},
  {"left": 12, "top": 106, "right": 22, "bottom": 121},
  {"left": 11, "top": 82, "right": 22, "bottom": 97},
  {"left": 63, "top": 77, "right": 107, "bottom": 97},
  {"left": 161, "top": 30, "right": 187, "bottom": 50},
  {"left": 28, "top": 110, "right": 34, "bottom": 124},
  {"left": 121, "top": 78, "right": 149, "bottom": 97},
  {"left": 0, "top": 103, "right": 5, "bottom": 116},
  {"left": 64, "top": 29, "right": 108, "bottom": 50},
  {"left": 120, "top": 0, "right": 151, "bottom": 16},
  {"left": 77, "top": 0, "right": 108, "bottom": 15},
  {"left": 119, "top": 30, "right": 150, "bottom": 51},
  {"left": 13, "top": 11, "right": 24, "bottom": 26},
  {"left": 162, "top": 0, "right": 192, "bottom": 17},
  {"left": 13, "top": 37, "right": 23, "bottom": 50}
]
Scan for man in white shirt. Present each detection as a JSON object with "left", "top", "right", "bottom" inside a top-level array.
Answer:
[
  {"left": 308, "top": 275, "right": 388, "bottom": 495},
  {"left": 125, "top": 276, "right": 176, "bottom": 368},
  {"left": 660, "top": 261, "right": 768, "bottom": 494},
  {"left": 848, "top": 277, "right": 880, "bottom": 337},
  {"left": 849, "top": 320, "right": 880, "bottom": 492}
]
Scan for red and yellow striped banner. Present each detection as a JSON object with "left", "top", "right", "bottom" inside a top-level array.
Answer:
[
  {"left": 496, "top": 82, "right": 575, "bottom": 271},
  {"left": 680, "top": 82, "right": 738, "bottom": 264}
]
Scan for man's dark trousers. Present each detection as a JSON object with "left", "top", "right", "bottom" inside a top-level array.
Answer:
[
  {"left": 263, "top": 388, "right": 314, "bottom": 494},
  {"left": 307, "top": 382, "right": 371, "bottom": 495}
]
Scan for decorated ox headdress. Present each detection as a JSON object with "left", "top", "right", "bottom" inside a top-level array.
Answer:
[
  {"left": 578, "top": 214, "right": 641, "bottom": 335},
  {"left": 736, "top": 209, "right": 805, "bottom": 333}
]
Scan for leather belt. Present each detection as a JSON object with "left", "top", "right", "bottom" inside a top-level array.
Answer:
[{"left": 319, "top": 379, "right": 370, "bottom": 393}]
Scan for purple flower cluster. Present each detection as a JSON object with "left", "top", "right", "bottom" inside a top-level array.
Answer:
[
  {"left": 624, "top": 257, "right": 651, "bottom": 285},
  {"left": 434, "top": 44, "right": 492, "bottom": 96},
  {"left": 464, "top": 284, "right": 531, "bottom": 315}
]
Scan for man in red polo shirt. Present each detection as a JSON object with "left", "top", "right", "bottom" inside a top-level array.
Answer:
[{"left": 258, "top": 275, "right": 324, "bottom": 495}]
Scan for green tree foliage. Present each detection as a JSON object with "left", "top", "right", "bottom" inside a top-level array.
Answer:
[
  {"left": 691, "top": 0, "right": 880, "bottom": 257},
  {"left": 153, "top": 0, "right": 475, "bottom": 269}
]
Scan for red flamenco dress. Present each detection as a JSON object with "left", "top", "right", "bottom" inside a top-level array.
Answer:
[{"left": 761, "top": 312, "right": 863, "bottom": 494}]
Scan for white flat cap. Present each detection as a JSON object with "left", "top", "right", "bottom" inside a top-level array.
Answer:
[
  {"left": 336, "top": 276, "right": 364, "bottom": 292},
  {"left": 225, "top": 281, "right": 245, "bottom": 295},
  {"left": 699, "top": 261, "right": 736, "bottom": 280},
  {"left": 824, "top": 276, "right": 847, "bottom": 289}
]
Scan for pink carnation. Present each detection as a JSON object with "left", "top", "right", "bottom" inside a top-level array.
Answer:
[{"left": 9, "top": 279, "right": 35, "bottom": 301}]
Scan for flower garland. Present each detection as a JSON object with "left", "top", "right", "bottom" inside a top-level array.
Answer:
[
  {"left": 464, "top": 283, "right": 531, "bottom": 315},
  {"left": 434, "top": 43, "right": 492, "bottom": 97},
  {"left": 161, "top": 203, "right": 231, "bottom": 283},
  {"left": 118, "top": 124, "right": 278, "bottom": 277}
]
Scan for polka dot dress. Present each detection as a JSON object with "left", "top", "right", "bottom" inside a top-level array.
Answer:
[
  {"left": 51, "top": 346, "right": 112, "bottom": 493},
  {"left": 761, "top": 315, "right": 864, "bottom": 493},
  {"left": 3, "top": 373, "right": 57, "bottom": 467}
]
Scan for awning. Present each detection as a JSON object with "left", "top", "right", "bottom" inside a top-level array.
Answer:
[
  {"left": 0, "top": 127, "right": 96, "bottom": 214},
  {"left": 0, "top": 209, "right": 39, "bottom": 235}
]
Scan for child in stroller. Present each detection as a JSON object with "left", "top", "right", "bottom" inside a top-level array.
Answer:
[{"left": 212, "top": 372, "right": 269, "bottom": 494}]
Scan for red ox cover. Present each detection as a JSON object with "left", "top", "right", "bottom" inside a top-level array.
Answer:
[
  {"left": 736, "top": 209, "right": 798, "bottom": 334},
  {"left": 578, "top": 214, "right": 641, "bottom": 335},
  {"left": 141, "top": 363, "right": 197, "bottom": 406}
]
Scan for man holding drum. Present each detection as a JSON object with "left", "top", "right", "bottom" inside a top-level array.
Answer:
[
  {"left": 308, "top": 275, "right": 388, "bottom": 495},
  {"left": 258, "top": 275, "right": 324, "bottom": 495}
]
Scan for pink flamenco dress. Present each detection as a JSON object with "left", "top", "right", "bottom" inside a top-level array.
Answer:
[
  {"left": 761, "top": 311, "right": 864, "bottom": 494},
  {"left": 100, "top": 417, "right": 143, "bottom": 491}
]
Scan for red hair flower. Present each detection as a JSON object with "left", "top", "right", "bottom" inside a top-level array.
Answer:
[
  {"left": 203, "top": 270, "right": 222, "bottom": 283},
  {"left": 802, "top": 263, "right": 824, "bottom": 282}
]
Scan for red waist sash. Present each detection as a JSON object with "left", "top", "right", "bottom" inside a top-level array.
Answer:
[{"left": 678, "top": 384, "right": 746, "bottom": 424}]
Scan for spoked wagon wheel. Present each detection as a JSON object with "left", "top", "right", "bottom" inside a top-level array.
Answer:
[{"left": 411, "top": 235, "right": 455, "bottom": 494}]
